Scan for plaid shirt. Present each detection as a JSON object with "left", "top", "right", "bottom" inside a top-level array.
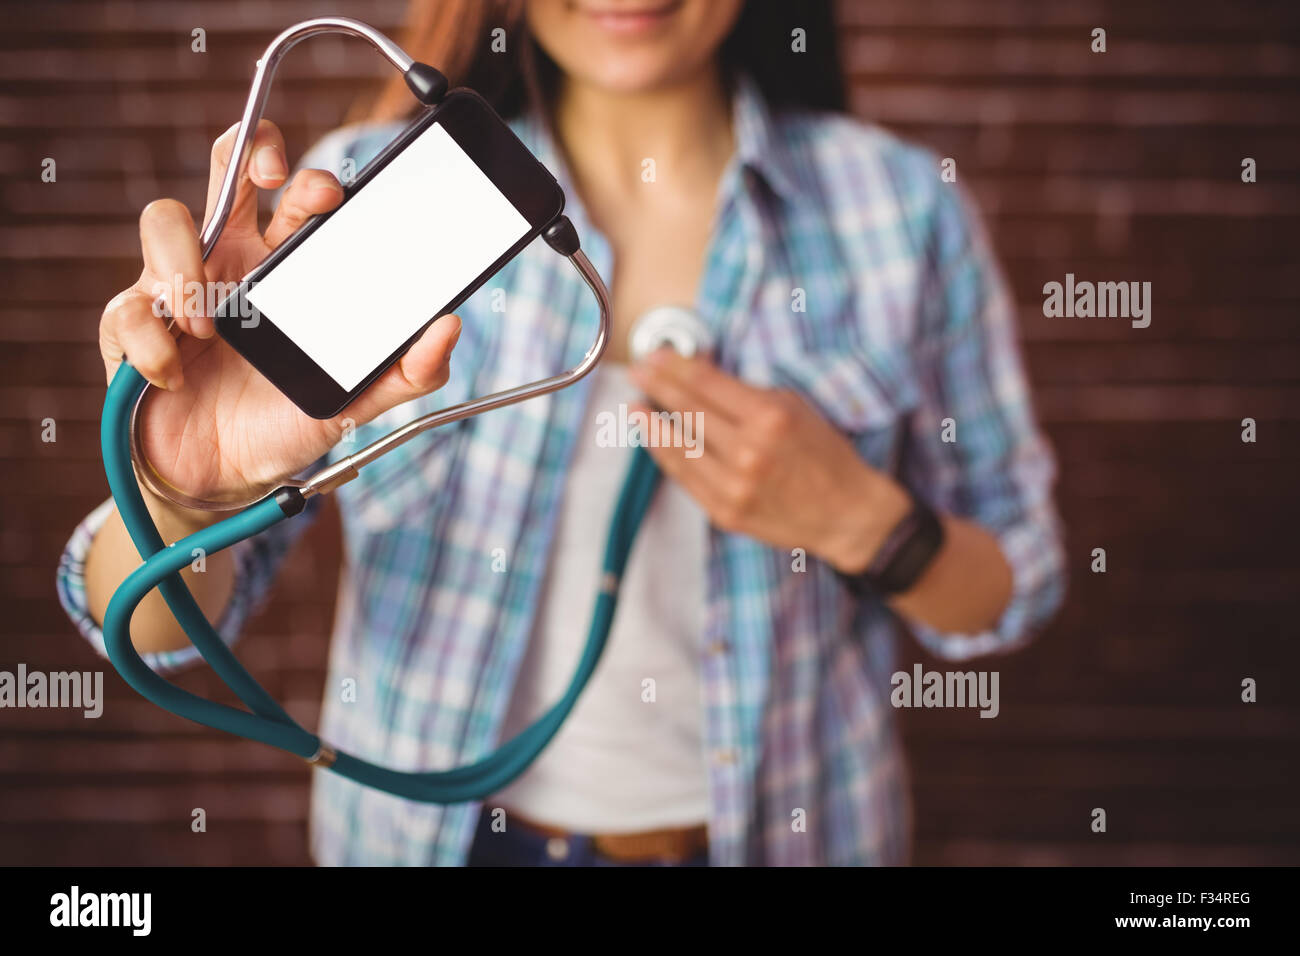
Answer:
[{"left": 58, "top": 75, "right": 1065, "bottom": 865}]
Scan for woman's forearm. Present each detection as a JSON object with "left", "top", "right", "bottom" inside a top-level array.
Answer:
[
  {"left": 886, "top": 514, "right": 1013, "bottom": 635},
  {"left": 84, "top": 487, "right": 236, "bottom": 656},
  {"left": 828, "top": 476, "right": 1014, "bottom": 636}
]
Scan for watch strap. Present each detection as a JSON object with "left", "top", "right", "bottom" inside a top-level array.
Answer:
[{"left": 838, "top": 495, "right": 945, "bottom": 597}]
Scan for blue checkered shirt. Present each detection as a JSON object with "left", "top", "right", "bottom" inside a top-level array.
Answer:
[{"left": 58, "top": 76, "right": 1066, "bottom": 865}]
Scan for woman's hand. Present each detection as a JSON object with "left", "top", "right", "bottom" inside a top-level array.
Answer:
[
  {"left": 98, "top": 119, "right": 462, "bottom": 505},
  {"left": 627, "top": 349, "right": 911, "bottom": 574},
  {"left": 630, "top": 349, "right": 1017, "bottom": 633}
]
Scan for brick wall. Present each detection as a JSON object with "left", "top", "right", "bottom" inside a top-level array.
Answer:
[{"left": 2, "top": 0, "right": 1297, "bottom": 865}]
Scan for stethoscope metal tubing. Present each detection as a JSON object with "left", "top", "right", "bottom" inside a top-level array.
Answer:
[
  {"left": 202, "top": 17, "right": 413, "bottom": 258},
  {"left": 105, "top": 17, "right": 638, "bottom": 805},
  {"left": 299, "top": 247, "right": 609, "bottom": 500},
  {"left": 129, "top": 16, "right": 611, "bottom": 513}
]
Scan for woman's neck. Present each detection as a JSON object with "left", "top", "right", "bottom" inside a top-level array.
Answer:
[{"left": 553, "top": 65, "right": 736, "bottom": 207}]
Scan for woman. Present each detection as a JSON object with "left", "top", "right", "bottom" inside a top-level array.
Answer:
[{"left": 59, "top": 0, "right": 1065, "bottom": 865}]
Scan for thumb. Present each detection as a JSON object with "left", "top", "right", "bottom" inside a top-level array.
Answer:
[{"left": 340, "top": 313, "right": 462, "bottom": 427}]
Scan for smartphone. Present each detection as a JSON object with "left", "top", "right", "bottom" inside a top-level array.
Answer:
[{"left": 213, "top": 90, "right": 566, "bottom": 419}]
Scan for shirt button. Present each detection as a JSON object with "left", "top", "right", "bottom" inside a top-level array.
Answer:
[
  {"left": 713, "top": 748, "right": 738, "bottom": 766},
  {"left": 545, "top": 837, "right": 570, "bottom": 861}
]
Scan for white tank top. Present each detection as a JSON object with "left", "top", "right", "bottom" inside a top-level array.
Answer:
[{"left": 494, "top": 362, "right": 710, "bottom": 832}]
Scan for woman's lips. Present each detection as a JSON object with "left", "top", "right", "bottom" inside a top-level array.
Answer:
[{"left": 579, "top": 1, "right": 682, "bottom": 36}]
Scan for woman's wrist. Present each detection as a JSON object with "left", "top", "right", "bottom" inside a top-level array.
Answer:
[
  {"left": 820, "top": 464, "right": 913, "bottom": 575},
  {"left": 139, "top": 479, "right": 225, "bottom": 538}
]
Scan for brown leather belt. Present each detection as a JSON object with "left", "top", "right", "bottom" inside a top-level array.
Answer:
[{"left": 510, "top": 812, "right": 709, "bottom": 864}]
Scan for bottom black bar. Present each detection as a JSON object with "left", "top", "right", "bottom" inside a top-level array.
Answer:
[{"left": 1, "top": 865, "right": 1285, "bottom": 942}]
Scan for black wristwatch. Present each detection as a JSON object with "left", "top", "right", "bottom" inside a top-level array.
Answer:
[{"left": 836, "top": 494, "right": 945, "bottom": 598}]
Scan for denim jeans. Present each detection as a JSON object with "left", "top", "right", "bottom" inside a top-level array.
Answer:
[{"left": 466, "top": 811, "right": 710, "bottom": 867}]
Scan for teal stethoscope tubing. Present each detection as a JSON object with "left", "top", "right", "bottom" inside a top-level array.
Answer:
[
  {"left": 102, "top": 361, "right": 660, "bottom": 802},
  {"left": 99, "top": 15, "right": 640, "bottom": 804}
]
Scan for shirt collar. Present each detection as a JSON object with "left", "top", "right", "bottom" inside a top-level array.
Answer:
[{"left": 728, "top": 71, "right": 801, "bottom": 204}]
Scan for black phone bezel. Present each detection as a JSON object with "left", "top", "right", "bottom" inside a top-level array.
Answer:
[{"left": 213, "top": 89, "right": 565, "bottom": 420}]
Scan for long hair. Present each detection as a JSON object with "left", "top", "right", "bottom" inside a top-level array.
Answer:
[{"left": 363, "top": 0, "right": 846, "bottom": 123}]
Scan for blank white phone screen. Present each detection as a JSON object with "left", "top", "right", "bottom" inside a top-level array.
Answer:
[{"left": 245, "top": 122, "right": 531, "bottom": 392}]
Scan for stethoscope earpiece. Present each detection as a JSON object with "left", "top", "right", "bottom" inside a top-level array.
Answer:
[{"left": 629, "top": 305, "right": 714, "bottom": 362}]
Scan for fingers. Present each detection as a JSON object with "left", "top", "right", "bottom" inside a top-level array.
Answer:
[
  {"left": 627, "top": 359, "right": 818, "bottom": 538},
  {"left": 103, "top": 197, "right": 207, "bottom": 388},
  {"left": 263, "top": 169, "right": 345, "bottom": 249},
  {"left": 100, "top": 288, "right": 183, "bottom": 390},
  {"left": 344, "top": 314, "right": 463, "bottom": 425},
  {"left": 136, "top": 198, "right": 211, "bottom": 338},
  {"left": 630, "top": 349, "right": 759, "bottom": 425},
  {"left": 633, "top": 400, "right": 738, "bottom": 517},
  {"left": 627, "top": 355, "right": 743, "bottom": 457},
  {"left": 395, "top": 312, "right": 463, "bottom": 391},
  {"left": 203, "top": 119, "right": 288, "bottom": 239}
]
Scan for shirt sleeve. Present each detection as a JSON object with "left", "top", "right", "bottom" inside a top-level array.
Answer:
[
  {"left": 901, "top": 180, "right": 1068, "bottom": 661},
  {"left": 55, "top": 125, "right": 376, "bottom": 676},
  {"left": 55, "top": 495, "right": 323, "bottom": 676}
]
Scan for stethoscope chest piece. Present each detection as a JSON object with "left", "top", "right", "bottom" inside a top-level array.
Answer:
[
  {"left": 98, "top": 16, "right": 623, "bottom": 807},
  {"left": 629, "top": 305, "right": 715, "bottom": 361}
]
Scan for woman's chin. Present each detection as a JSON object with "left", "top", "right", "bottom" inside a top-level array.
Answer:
[{"left": 567, "top": 56, "right": 708, "bottom": 97}]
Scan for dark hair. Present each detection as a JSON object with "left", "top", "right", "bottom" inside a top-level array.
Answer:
[{"left": 364, "top": 0, "right": 845, "bottom": 123}]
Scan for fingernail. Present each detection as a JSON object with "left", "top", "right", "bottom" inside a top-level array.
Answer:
[
  {"left": 165, "top": 373, "right": 184, "bottom": 391},
  {"left": 254, "top": 145, "right": 286, "bottom": 181},
  {"left": 191, "top": 314, "right": 214, "bottom": 339}
]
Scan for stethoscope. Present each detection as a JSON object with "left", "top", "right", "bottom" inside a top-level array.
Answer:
[{"left": 102, "top": 18, "right": 712, "bottom": 804}]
